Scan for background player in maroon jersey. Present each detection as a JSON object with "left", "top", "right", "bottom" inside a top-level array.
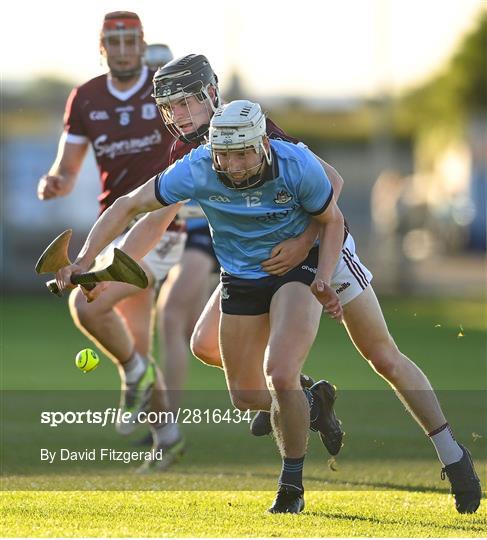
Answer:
[{"left": 36, "top": 12, "right": 186, "bottom": 466}]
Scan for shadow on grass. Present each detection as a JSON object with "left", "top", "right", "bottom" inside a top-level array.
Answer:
[
  {"left": 153, "top": 468, "right": 450, "bottom": 494},
  {"left": 303, "top": 510, "right": 486, "bottom": 533}
]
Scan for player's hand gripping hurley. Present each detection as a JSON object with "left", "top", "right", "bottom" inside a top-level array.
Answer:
[{"left": 35, "top": 229, "right": 148, "bottom": 296}]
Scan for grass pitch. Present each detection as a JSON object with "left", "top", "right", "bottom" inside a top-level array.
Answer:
[
  {"left": 1, "top": 294, "right": 486, "bottom": 537},
  {"left": 2, "top": 490, "right": 486, "bottom": 537}
]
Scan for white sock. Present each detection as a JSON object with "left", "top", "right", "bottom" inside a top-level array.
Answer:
[
  {"left": 428, "top": 423, "right": 463, "bottom": 466},
  {"left": 122, "top": 352, "right": 146, "bottom": 384},
  {"left": 151, "top": 423, "right": 181, "bottom": 447}
]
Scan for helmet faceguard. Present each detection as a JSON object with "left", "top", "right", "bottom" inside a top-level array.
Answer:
[
  {"left": 210, "top": 100, "right": 272, "bottom": 190},
  {"left": 100, "top": 11, "right": 145, "bottom": 81},
  {"left": 144, "top": 43, "right": 173, "bottom": 70},
  {"left": 152, "top": 54, "right": 220, "bottom": 143}
]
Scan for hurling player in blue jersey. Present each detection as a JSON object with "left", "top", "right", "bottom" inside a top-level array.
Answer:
[
  {"left": 55, "top": 100, "right": 481, "bottom": 515},
  {"left": 145, "top": 54, "right": 345, "bottom": 448},
  {"left": 55, "top": 100, "right": 347, "bottom": 513}
]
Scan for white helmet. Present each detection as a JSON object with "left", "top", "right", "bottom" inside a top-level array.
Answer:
[
  {"left": 210, "top": 100, "right": 271, "bottom": 189},
  {"left": 144, "top": 43, "right": 173, "bottom": 70}
]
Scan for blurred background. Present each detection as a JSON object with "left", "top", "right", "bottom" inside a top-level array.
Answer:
[{"left": 2, "top": 0, "right": 486, "bottom": 297}]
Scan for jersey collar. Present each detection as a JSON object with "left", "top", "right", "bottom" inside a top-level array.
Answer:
[{"left": 107, "top": 65, "right": 149, "bottom": 101}]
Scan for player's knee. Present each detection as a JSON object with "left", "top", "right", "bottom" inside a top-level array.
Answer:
[
  {"left": 229, "top": 390, "right": 262, "bottom": 411},
  {"left": 265, "top": 364, "right": 299, "bottom": 392},
  {"left": 230, "top": 395, "right": 252, "bottom": 411},
  {"left": 191, "top": 344, "right": 221, "bottom": 368},
  {"left": 365, "top": 339, "right": 401, "bottom": 380},
  {"left": 190, "top": 329, "right": 221, "bottom": 367},
  {"left": 69, "top": 288, "right": 112, "bottom": 331}
]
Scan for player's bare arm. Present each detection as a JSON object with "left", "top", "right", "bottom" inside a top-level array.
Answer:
[
  {"left": 309, "top": 198, "right": 345, "bottom": 322},
  {"left": 79, "top": 204, "right": 182, "bottom": 303},
  {"left": 37, "top": 135, "right": 89, "bottom": 200},
  {"left": 55, "top": 177, "right": 179, "bottom": 291},
  {"left": 118, "top": 205, "right": 183, "bottom": 261},
  {"left": 315, "top": 156, "right": 344, "bottom": 200}
]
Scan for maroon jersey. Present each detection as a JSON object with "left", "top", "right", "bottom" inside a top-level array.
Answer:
[
  {"left": 64, "top": 66, "right": 175, "bottom": 213},
  {"left": 168, "top": 117, "right": 299, "bottom": 165}
]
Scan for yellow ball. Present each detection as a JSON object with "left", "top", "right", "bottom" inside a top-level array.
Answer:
[{"left": 75, "top": 348, "right": 100, "bottom": 373}]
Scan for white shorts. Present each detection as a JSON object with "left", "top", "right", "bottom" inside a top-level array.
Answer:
[
  {"left": 95, "top": 230, "right": 187, "bottom": 287},
  {"left": 331, "top": 234, "right": 373, "bottom": 305}
]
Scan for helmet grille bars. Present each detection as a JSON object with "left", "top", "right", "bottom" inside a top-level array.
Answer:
[
  {"left": 152, "top": 54, "right": 221, "bottom": 143},
  {"left": 210, "top": 100, "right": 272, "bottom": 190}
]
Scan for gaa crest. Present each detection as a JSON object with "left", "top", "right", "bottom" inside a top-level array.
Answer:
[{"left": 274, "top": 190, "right": 292, "bottom": 204}]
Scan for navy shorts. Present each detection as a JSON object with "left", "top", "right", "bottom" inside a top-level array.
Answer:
[
  {"left": 220, "top": 247, "right": 319, "bottom": 315},
  {"left": 185, "top": 225, "right": 219, "bottom": 271}
]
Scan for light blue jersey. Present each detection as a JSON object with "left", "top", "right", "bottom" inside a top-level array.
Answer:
[
  {"left": 183, "top": 200, "right": 207, "bottom": 231},
  {"left": 155, "top": 139, "right": 333, "bottom": 278}
]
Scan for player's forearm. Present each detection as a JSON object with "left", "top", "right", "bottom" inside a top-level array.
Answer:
[
  {"left": 119, "top": 205, "right": 182, "bottom": 261},
  {"left": 47, "top": 138, "right": 88, "bottom": 195},
  {"left": 298, "top": 219, "right": 320, "bottom": 249},
  {"left": 74, "top": 195, "right": 142, "bottom": 269},
  {"left": 76, "top": 177, "right": 164, "bottom": 267},
  {"left": 315, "top": 206, "right": 345, "bottom": 285}
]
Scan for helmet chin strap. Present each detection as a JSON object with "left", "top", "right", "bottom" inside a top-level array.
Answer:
[
  {"left": 178, "top": 123, "right": 210, "bottom": 144},
  {"left": 109, "top": 62, "right": 143, "bottom": 82}
]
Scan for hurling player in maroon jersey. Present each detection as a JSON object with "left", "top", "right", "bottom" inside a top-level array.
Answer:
[
  {"left": 37, "top": 12, "right": 186, "bottom": 464},
  {"left": 125, "top": 57, "right": 482, "bottom": 512}
]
